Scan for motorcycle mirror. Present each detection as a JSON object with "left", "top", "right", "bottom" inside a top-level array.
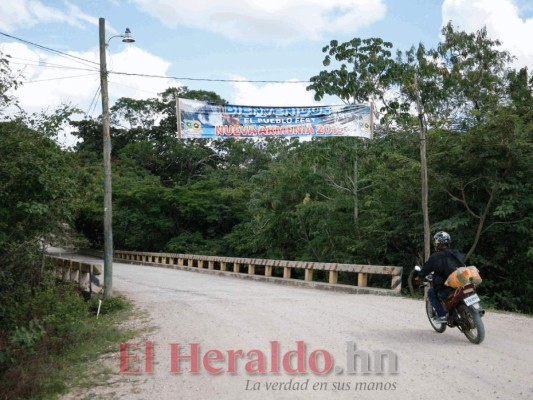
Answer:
[{"left": 415, "top": 265, "right": 421, "bottom": 272}]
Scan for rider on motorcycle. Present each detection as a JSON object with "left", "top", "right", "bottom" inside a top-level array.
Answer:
[{"left": 417, "top": 232, "right": 466, "bottom": 324}]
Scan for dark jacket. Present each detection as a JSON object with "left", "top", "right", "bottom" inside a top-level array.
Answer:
[{"left": 418, "top": 248, "right": 465, "bottom": 289}]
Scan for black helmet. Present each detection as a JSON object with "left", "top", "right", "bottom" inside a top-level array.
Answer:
[{"left": 433, "top": 231, "right": 451, "bottom": 251}]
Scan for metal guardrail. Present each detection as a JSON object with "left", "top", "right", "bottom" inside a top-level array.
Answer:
[{"left": 113, "top": 250, "right": 403, "bottom": 295}]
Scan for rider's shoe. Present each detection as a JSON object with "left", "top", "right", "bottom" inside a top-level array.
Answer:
[{"left": 434, "top": 316, "right": 447, "bottom": 324}]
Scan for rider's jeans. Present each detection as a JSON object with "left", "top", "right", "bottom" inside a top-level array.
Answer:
[{"left": 428, "top": 287, "right": 449, "bottom": 318}]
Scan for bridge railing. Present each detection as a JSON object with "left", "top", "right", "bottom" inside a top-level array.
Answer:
[
  {"left": 113, "top": 250, "right": 403, "bottom": 295},
  {"left": 45, "top": 256, "right": 104, "bottom": 294}
]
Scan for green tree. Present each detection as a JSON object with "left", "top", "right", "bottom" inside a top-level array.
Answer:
[
  {"left": 0, "top": 120, "right": 82, "bottom": 344},
  {"left": 430, "top": 107, "right": 533, "bottom": 259},
  {"left": 0, "top": 51, "right": 21, "bottom": 114},
  {"left": 507, "top": 67, "right": 533, "bottom": 118},
  {"left": 307, "top": 37, "right": 397, "bottom": 107},
  {"left": 436, "top": 22, "right": 513, "bottom": 126},
  {"left": 157, "top": 87, "right": 227, "bottom": 134},
  {"left": 394, "top": 42, "right": 444, "bottom": 259},
  {"left": 111, "top": 97, "right": 160, "bottom": 130},
  {"left": 307, "top": 38, "right": 399, "bottom": 240},
  {"left": 393, "top": 24, "right": 516, "bottom": 259},
  {"left": 0, "top": 121, "right": 80, "bottom": 252}
]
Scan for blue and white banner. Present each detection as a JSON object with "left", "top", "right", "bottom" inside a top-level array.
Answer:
[{"left": 177, "top": 99, "right": 373, "bottom": 139}]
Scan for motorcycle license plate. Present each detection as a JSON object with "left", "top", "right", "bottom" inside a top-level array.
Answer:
[{"left": 464, "top": 294, "right": 480, "bottom": 306}]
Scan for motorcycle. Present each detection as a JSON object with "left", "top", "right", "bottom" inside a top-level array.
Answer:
[{"left": 414, "top": 265, "right": 485, "bottom": 344}]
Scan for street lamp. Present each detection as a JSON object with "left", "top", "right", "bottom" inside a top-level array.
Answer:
[
  {"left": 98, "top": 18, "right": 135, "bottom": 297},
  {"left": 107, "top": 27, "right": 136, "bottom": 45}
]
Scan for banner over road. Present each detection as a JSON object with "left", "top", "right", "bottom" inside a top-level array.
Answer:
[{"left": 177, "top": 99, "right": 373, "bottom": 139}]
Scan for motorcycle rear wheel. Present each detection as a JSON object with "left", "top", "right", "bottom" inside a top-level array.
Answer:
[
  {"left": 458, "top": 304, "right": 485, "bottom": 344},
  {"left": 425, "top": 299, "right": 447, "bottom": 333}
]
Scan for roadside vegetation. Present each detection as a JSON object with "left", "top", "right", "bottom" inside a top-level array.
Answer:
[{"left": 0, "top": 278, "right": 133, "bottom": 399}]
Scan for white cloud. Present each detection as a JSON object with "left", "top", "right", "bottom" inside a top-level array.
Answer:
[
  {"left": 442, "top": 0, "right": 533, "bottom": 68},
  {"left": 2, "top": 42, "right": 175, "bottom": 113},
  {"left": 1, "top": 42, "right": 177, "bottom": 146},
  {"left": 0, "top": 0, "right": 93, "bottom": 31},
  {"left": 106, "top": 46, "right": 177, "bottom": 101},
  {"left": 0, "top": 2, "right": 35, "bottom": 31},
  {"left": 129, "top": 0, "right": 387, "bottom": 43},
  {"left": 65, "top": 3, "right": 100, "bottom": 28},
  {"left": 230, "top": 78, "right": 325, "bottom": 106}
]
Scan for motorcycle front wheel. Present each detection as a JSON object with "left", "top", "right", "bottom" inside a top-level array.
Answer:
[
  {"left": 425, "top": 299, "right": 447, "bottom": 333},
  {"left": 457, "top": 304, "right": 485, "bottom": 344}
]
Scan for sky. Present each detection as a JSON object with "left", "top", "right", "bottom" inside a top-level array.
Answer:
[{"left": 0, "top": 0, "right": 532, "bottom": 145}]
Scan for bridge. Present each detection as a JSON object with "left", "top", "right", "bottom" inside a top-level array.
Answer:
[{"left": 53, "top": 251, "right": 533, "bottom": 400}]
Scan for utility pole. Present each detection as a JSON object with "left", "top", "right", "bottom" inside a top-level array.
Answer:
[
  {"left": 99, "top": 17, "right": 113, "bottom": 296},
  {"left": 414, "top": 72, "right": 431, "bottom": 261}
]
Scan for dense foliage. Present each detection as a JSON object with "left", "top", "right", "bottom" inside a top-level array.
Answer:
[
  {"left": 0, "top": 55, "right": 130, "bottom": 398},
  {"left": 0, "top": 119, "right": 115, "bottom": 398}
]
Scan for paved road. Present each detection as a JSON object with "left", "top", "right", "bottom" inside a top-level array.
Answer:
[{"left": 62, "top": 254, "right": 533, "bottom": 400}]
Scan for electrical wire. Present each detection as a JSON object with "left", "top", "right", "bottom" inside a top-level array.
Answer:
[
  {"left": 110, "top": 70, "right": 311, "bottom": 84},
  {"left": 25, "top": 73, "right": 99, "bottom": 83},
  {"left": 9, "top": 59, "right": 98, "bottom": 72},
  {"left": 107, "top": 79, "right": 161, "bottom": 96},
  {"left": 1, "top": 31, "right": 311, "bottom": 85},
  {"left": 87, "top": 84, "right": 102, "bottom": 116},
  {"left": 0, "top": 31, "right": 99, "bottom": 69}
]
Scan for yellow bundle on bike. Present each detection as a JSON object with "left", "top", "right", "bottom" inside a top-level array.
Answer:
[
  {"left": 445, "top": 267, "right": 472, "bottom": 288},
  {"left": 467, "top": 266, "right": 482, "bottom": 285}
]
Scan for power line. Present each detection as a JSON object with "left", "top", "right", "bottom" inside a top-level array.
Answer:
[
  {"left": 1, "top": 31, "right": 312, "bottom": 85},
  {"left": 107, "top": 79, "right": 161, "bottom": 96},
  {"left": 110, "top": 70, "right": 311, "bottom": 84},
  {"left": 87, "top": 84, "right": 101, "bottom": 116},
  {"left": 0, "top": 31, "right": 99, "bottom": 69},
  {"left": 9, "top": 60, "right": 99, "bottom": 73},
  {"left": 25, "top": 73, "right": 99, "bottom": 83}
]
